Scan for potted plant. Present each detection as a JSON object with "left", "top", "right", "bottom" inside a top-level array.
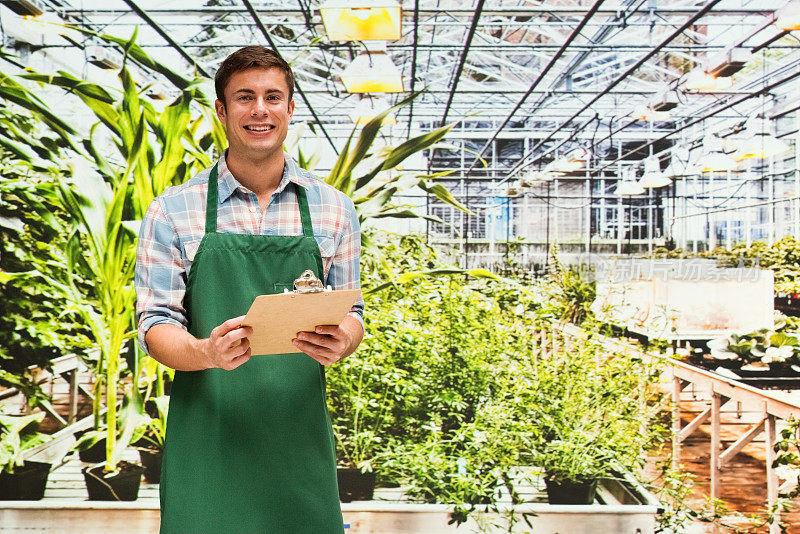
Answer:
[
  {"left": 706, "top": 325, "right": 800, "bottom": 376},
  {"left": 132, "top": 395, "right": 168, "bottom": 484},
  {"left": 525, "top": 332, "right": 663, "bottom": 505},
  {"left": 327, "top": 349, "right": 388, "bottom": 502},
  {"left": 532, "top": 438, "right": 612, "bottom": 504},
  {"left": 0, "top": 412, "right": 52, "bottom": 500},
  {"left": 2, "top": 34, "right": 224, "bottom": 502},
  {"left": 80, "top": 392, "right": 147, "bottom": 501}
]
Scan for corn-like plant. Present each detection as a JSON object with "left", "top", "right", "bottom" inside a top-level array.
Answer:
[
  {"left": 292, "top": 92, "right": 483, "bottom": 291},
  {"left": 297, "top": 91, "right": 468, "bottom": 228},
  {"left": 11, "top": 29, "right": 225, "bottom": 471}
]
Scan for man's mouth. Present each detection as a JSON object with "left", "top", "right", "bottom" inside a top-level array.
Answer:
[{"left": 244, "top": 125, "right": 275, "bottom": 132}]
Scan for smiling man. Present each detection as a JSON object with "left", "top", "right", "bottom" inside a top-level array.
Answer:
[{"left": 134, "top": 46, "right": 363, "bottom": 533}]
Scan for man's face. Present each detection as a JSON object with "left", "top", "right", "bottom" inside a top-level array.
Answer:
[{"left": 215, "top": 68, "right": 295, "bottom": 161}]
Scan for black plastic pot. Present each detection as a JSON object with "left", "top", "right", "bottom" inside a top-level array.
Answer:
[
  {"left": 137, "top": 447, "right": 162, "bottom": 484},
  {"left": 0, "top": 461, "right": 51, "bottom": 500},
  {"left": 543, "top": 477, "right": 598, "bottom": 505},
  {"left": 74, "top": 429, "right": 107, "bottom": 463},
  {"left": 336, "top": 468, "right": 376, "bottom": 502},
  {"left": 83, "top": 461, "right": 144, "bottom": 501}
]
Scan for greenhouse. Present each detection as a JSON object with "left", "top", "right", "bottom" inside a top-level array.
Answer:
[{"left": 2, "top": 0, "right": 800, "bottom": 532}]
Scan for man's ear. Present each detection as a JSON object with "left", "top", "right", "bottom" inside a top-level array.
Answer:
[
  {"left": 215, "top": 99, "right": 226, "bottom": 122},
  {"left": 287, "top": 98, "right": 295, "bottom": 120}
]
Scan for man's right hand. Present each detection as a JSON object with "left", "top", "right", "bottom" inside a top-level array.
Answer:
[{"left": 197, "top": 315, "right": 253, "bottom": 371}]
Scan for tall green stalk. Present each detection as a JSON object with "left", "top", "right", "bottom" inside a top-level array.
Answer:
[{"left": 7, "top": 29, "right": 224, "bottom": 471}]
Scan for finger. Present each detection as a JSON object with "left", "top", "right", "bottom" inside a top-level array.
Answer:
[
  {"left": 224, "top": 338, "right": 249, "bottom": 356},
  {"left": 222, "top": 326, "right": 253, "bottom": 346},
  {"left": 232, "top": 348, "right": 252, "bottom": 365},
  {"left": 234, "top": 339, "right": 250, "bottom": 357},
  {"left": 218, "top": 315, "right": 248, "bottom": 335},
  {"left": 292, "top": 339, "right": 337, "bottom": 365},
  {"left": 314, "top": 325, "right": 340, "bottom": 336},
  {"left": 304, "top": 350, "right": 337, "bottom": 366},
  {"left": 295, "top": 331, "right": 336, "bottom": 350},
  {"left": 224, "top": 349, "right": 251, "bottom": 370}
]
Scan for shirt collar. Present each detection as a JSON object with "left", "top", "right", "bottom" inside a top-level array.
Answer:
[{"left": 215, "top": 151, "right": 317, "bottom": 204}]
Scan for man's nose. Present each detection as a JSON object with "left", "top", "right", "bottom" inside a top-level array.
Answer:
[{"left": 251, "top": 97, "right": 268, "bottom": 115}]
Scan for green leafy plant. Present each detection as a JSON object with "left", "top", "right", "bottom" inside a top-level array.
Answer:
[
  {"left": 0, "top": 75, "right": 92, "bottom": 410},
  {"left": 706, "top": 326, "right": 800, "bottom": 367},
  {"left": 318, "top": 92, "right": 469, "bottom": 226},
  {"left": 512, "top": 333, "right": 665, "bottom": 486},
  {"left": 0, "top": 412, "right": 50, "bottom": 474},
  {"left": 290, "top": 92, "right": 480, "bottom": 287},
  {"left": 3, "top": 29, "right": 224, "bottom": 472},
  {"left": 773, "top": 418, "right": 800, "bottom": 500},
  {"left": 328, "top": 233, "right": 515, "bottom": 480},
  {"left": 133, "top": 396, "right": 169, "bottom": 451},
  {"left": 536, "top": 245, "right": 597, "bottom": 325}
]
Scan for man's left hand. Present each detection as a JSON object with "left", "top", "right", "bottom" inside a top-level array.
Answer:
[{"left": 292, "top": 315, "right": 364, "bottom": 366}]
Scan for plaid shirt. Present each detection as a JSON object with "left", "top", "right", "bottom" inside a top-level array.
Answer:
[{"left": 135, "top": 152, "right": 363, "bottom": 354}]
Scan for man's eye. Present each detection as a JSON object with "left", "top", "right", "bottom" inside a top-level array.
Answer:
[
  {"left": 238, "top": 95, "right": 252, "bottom": 100},
  {"left": 268, "top": 95, "right": 279, "bottom": 101}
]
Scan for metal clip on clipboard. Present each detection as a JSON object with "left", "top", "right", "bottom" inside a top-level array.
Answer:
[{"left": 288, "top": 269, "right": 332, "bottom": 294}]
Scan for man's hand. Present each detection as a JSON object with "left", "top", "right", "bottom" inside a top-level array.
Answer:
[
  {"left": 292, "top": 315, "right": 364, "bottom": 366},
  {"left": 197, "top": 315, "right": 253, "bottom": 371}
]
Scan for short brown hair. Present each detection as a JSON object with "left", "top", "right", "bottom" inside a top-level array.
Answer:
[{"left": 215, "top": 46, "right": 295, "bottom": 106}]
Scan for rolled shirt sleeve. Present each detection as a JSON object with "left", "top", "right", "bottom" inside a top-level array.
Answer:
[{"left": 135, "top": 197, "right": 189, "bottom": 355}]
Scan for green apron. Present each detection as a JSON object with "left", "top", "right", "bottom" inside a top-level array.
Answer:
[{"left": 159, "top": 163, "right": 344, "bottom": 534}]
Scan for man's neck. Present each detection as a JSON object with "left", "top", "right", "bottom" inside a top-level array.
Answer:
[{"left": 225, "top": 149, "right": 285, "bottom": 205}]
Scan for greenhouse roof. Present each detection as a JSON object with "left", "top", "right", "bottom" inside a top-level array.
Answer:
[{"left": 3, "top": 0, "right": 799, "bottom": 178}]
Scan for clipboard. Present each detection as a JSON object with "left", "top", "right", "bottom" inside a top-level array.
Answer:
[{"left": 241, "top": 270, "right": 361, "bottom": 356}]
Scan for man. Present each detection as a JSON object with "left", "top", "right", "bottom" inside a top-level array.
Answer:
[{"left": 135, "top": 46, "right": 363, "bottom": 534}]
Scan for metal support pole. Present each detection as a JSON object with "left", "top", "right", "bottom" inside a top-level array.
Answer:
[
  {"left": 68, "top": 370, "right": 79, "bottom": 424},
  {"left": 693, "top": 175, "right": 699, "bottom": 253},
  {"left": 648, "top": 189, "right": 653, "bottom": 254},
  {"left": 672, "top": 376, "right": 682, "bottom": 471},
  {"left": 682, "top": 187, "right": 688, "bottom": 250},
  {"left": 585, "top": 169, "right": 592, "bottom": 254},
  {"left": 711, "top": 392, "right": 723, "bottom": 499},
  {"left": 726, "top": 169, "right": 733, "bottom": 249},
  {"left": 746, "top": 163, "right": 753, "bottom": 247},
  {"left": 765, "top": 413, "right": 780, "bottom": 534},
  {"left": 617, "top": 193, "right": 623, "bottom": 254},
  {"left": 708, "top": 172, "right": 716, "bottom": 251},
  {"left": 768, "top": 159, "right": 775, "bottom": 246},
  {"left": 795, "top": 123, "right": 800, "bottom": 237}
]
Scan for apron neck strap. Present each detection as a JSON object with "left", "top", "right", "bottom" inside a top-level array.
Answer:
[
  {"left": 205, "top": 161, "right": 315, "bottom": 238},
  {"left": 295, "top": 184, "right": 314, "bottom": 238},
  {"left": 206, "top": 162, "right": 220, "bottom": 234}
]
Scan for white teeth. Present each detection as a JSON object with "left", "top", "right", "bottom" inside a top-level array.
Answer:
[{"left": 245, "top": 125, "right": 273, "bottom": 131}]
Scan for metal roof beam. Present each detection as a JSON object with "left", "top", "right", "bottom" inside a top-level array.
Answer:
[
  {"left": 506, "top": 0, "right": 725, "bottom": 179},
  {"left": 119, "top": 0, "right": 212, "bottom": 78},
  {"left": 59, "top": 7, "right": 775, "bottom": 17},
  {"left": 439, "top": 0, "right": 486, "bottom": 127},
  {"left": 464, "top": 0, "right": 607, "bottom": 174}
]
